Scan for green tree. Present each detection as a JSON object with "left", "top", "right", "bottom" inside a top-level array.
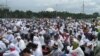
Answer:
[
  {"left": 26, "top": 10, "right": 33, "bottom": 18},
  {"left": 93, "top": 12, "right": 99, "bottom": 18}
]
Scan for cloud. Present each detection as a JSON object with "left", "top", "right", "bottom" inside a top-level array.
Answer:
[{"left": 0, "top": 0, "right": 99, "bottom": 14}]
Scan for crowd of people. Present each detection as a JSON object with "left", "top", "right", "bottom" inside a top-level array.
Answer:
[{"left": 0, "top": 18, "right": 100, "bottom": 56}]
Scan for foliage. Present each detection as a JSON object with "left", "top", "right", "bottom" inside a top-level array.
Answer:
[
  {"left": 0, "top": 8, "right": 99, "bottom": 19},
  {"left": 94, "top": 41, "right": 100, "bottom": 56}
]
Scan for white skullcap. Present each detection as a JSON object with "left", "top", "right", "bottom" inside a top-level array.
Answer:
[
  {"left": 17, "top": 36, "right": 21, "bottom": 39},
  {"left": 73, "top": 38, "right": 79, "bottom": 44},
  {"left": 9, "top": 43, "right": 15, "bottom": 49},
  {"left": 7, "top": 30, "right": 12, "bottom": 33}
]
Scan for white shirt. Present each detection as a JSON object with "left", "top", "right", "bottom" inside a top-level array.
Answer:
[
  {"left": 3, "top": 50, "right": 19, "bottom": 56},
  {"left": 16, "top": 39, "right": 26, "bottom": 51},
  {"left": 79, "top": 40, "right": 84, "bottom": 46},
  {"left": 59, "top": 35, "right": 64, "bottom": 43},
  {"left": 39, "top": 36, "right": 45, "bottom": 45},
  {"left": 39, "top": 30, "right": 46, "bottom": 35},
  {"left": 5, "top": 34, "right": 14, "bottom": 42},
  {"left": 33, "top": 36, "right": 40, "bottom": 43},
  {"left": 33, "top": 39, "right": 43, "bottom": 56},
  {"left": 54, "top": 40, "right": 64, "bottom": 50},
  {"left": 71, "top": 47, "right": 84, "bottom": 56},
  {"left": 0, "top": 41, "right": 6, "bottom": 53},
  {"left": 16, "top": 21, "right": 22, "bottom": 27},
  {"left": 13, "top": 26, "right": 17, "bottom": 32}
]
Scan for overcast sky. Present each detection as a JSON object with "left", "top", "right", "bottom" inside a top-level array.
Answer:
[{"left": 0, "top": 0, "right": 100, "bottom": 14}]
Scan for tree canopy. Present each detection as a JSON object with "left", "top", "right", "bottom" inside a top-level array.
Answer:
[{"left": 0, "top": 8, "right": 99, "bottom": 19}]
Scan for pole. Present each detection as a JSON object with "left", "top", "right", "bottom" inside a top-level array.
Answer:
[
  {"left": 5, "top": 0, "right": 7, "bottom": 18},
  {"left": 55, "top": 4, "right": 57, "bottom": 18},
  {"left": 6, "top": 0, "right": 7, "bottom": 8},
  {"left": 82, "top": 0, "right": 85, "bottom": 14}
]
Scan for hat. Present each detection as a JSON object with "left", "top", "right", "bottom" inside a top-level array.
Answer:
[
  {"left": 73, "top": 38, "right": 79, "bottom": 43},
  {"left": 9, "top": 43, "right": 16, "bottom": 51},
  {"left": 17, "top": 36, "right": 21, "bottom": 39},
  {"left": 9, "top": 43, "right": 15, "bottom": 49},
  {"left": 7, "top": 30, "right": 12, "bottom": 33},
  {"left": 72, "top": 38, "right": 79, "bottom": 50}
]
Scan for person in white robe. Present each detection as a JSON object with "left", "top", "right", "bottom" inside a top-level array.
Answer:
[
  {"left": 0, "top": 37, "right": 7, "bottom": 56},
  {"left": 39, "top": 34, "right": 45, "bottom": 45},
  {"left": 5, "top": 30, "right": 14, "bottom": 43},
  {"left": 54, "top": 34, "right": 64, "bottom": 50},
  {"left": 16, "top": 36, "right": 26, "bottom": 51},
  {"left": 50, "top": 43, "right": 63, "bottom": 56},
  {"left": 69, "top": 38, "right": 85, "bottom": 56},
  {"left": 3, "top": 43, "right": 19, "bottom": 56},
  {"left": 33, "top": 35, "right": 43, "bottom": 56}
]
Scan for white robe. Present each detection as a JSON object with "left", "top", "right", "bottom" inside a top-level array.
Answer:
[
  {"left": 33, "top": 39, "right": 43, "bottom": 56},
  {"left": 16, "top": 39, "right": 26, "bottom": 51},
  {"left": 0, "top": 41, "right": 6, "bottom": 53},
  {"left": 33, "top": 36, "right": 43, "bottom": 56},
  {"left": 5, "top": 34, "right": 14, "bottom": 42},
  {"left": 71, "top": 47, "right": 84, "bottom": 56},
  {"left": 54, "top": 40, "right": 64, "bottom": 50},
  {"left": 33, "top": 44, "right": 43, "bottom": 56},
  {"left": 3, "top": 50, "right": 19, "bottom": 56},
  {"left": 39, "top": 36, "right": 45, "bottom": 45}
]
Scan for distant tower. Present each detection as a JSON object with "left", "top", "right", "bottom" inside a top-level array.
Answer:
[{"left": 82, "top": 0, "right": 85, "bottom": 13}]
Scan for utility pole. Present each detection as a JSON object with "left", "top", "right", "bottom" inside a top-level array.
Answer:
[
  {"left": 82, "top": 0, "right": 85, "bottom": 19},
  {"left": 5, "top": 0, "right": 8, "bottom": 18},
  {"left": 6, "top": 0, "right": 7, "bottom": 8},
  {"left": 82, "top": 0, "right": 85, "bottom": 14},
  {"left": 56, "top": 4, "right": 57, "bottom": 18}
]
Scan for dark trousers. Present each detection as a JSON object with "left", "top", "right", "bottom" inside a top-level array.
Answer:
[
  {"left": 0, "top": 53, "right": 3, "bottom": 56},
  {"left": 21, "top": 34, "right": 28, "bottom": 40},
  {"left": 85, "top": 51, "right": 94, "bottom": 56}
]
